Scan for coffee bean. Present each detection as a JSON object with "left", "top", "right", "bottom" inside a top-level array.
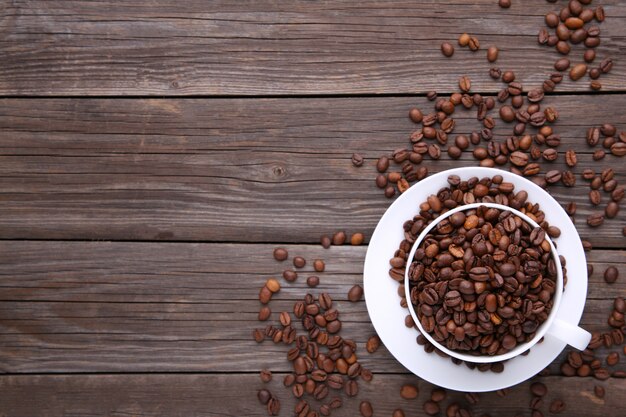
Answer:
[
  {"left": 441, "top": 42, "right": 454, "bottom": 57},
  {"left": 408, "top": 109, "right": 424, "bottom": 126},
  {"left": 293, "top": 256, "right": 306, "bottom": 268},
  {"left": 267, "top": 397, "right": 280, "bottom": 416},
  {"left": 556, "top": 40, "right": 571, "bottom": 55},
  {"left": 427, "top": 91, "right": 437, "bottom": 101},
  {"left": 344, "top": 380, "right": 358, "bottom": 397},
  {"left": 274, "top": 248, "right": 288, "bottom": 261},
  {"left": 584, "top": 49, "right": 596, "bottom": 63},
  {"left": 376, "top": 156, "right": 390, "bottom": 173},
  {"left": 332, "top": 231, "right": 347, "bottom": 246},
  {"left": 487, "top": 46, "right": 499, "bottom": 62},
  {"left": 600, "top": 58, "right": 613, "bottom": 74},
  {"left": 612, "top": 142, "right": 626, "bottom": 156},
  {"left": 306, "top": 276, "right": 319, "bottom": 288},
  {"left": 400, "top": 384, "right": 419, "bottom": 399},
  {"left": 549, "top": 399, "right": 566, "bottom": 414},
  {"left": 348, "top": 285, "right": 363, "bottom": 302},
  {"left": 528, "top": 88, "right": 544, "bottom": 103},
  {"left": 259, "top": 286, "right": 272, "bottom": 304},
  {"left": 554, "top": 58, "right": 570, "bottom": 71},
  {"left": 604, "top": 266, "right": 618, "bottom": 284},
  {"left": 260, "top": 369, "right": 272, "bottom": 383},
  {"left": 498, "top": 0, "right": 511, "bottom": 8},
  {"left": 589, "top": 190, "right": 601, "bottom": 205},
  {"left": 606, "top": 202, "right": 619, "bottom": 218},
  {"left": 423, "top": 401, "right": 440, "bottom": 416},
  {"left": 459, "top": 33, "right": 470, "bottom": 46},
  {"left": 606, "top": 351, "right": 619, "bottom": 366},
  {"left": 259, "top": 307, "right": 271, "bottom": 321},
  {"left": 351, "top": 153, "right": 364, "bottom": 167},
  {"left": 570, "top": 63, "right": 587, "bottom": 80},
  {"left": 542, "top": 148, "right": 558, "bottom": 162},
  {"left": 587, "top": 213, "right": 604, "bottom": 227},
  {"left": 530, "top": 382, "right": 547, "bottom": 397},
  {"left": 311, "top": 259, "right": 326, "bottom": 273},
  {"left": 545, "top": 12, "right": 559, "bottom": 27},
  {"left": 359, "top": 401, "right": 373, "bottom": 417},
  {"left": 283, "top": 269, "right": 298, "bottom": 282},
  {"left": 468, "top": 36, "right": 480, "bottom": 51},
  {"left": 593, "top": 149, "right": 606, "bottom": 160},
  {"left": 350, "top": 232, "right": 365, "bottom": 246},
  {"left": 393, "top": 409, "right": 405, "bottom": 417},
  {"left": 257, "top": 389, "right": 272, "bottom": 404},
  {"left": 545, "top": 170, "right": 562, "bottom": 184}
]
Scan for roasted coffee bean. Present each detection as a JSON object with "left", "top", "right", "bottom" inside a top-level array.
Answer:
[
  {"left": 351, "top": 153, "right": 364, "bottom": 167},
  {"left": 528, "top": 88, "right": 544, "bottom": 103},
  {"left": 587, "top": 213, "right": 604, "bottom": 227},
  {"left": 393, "top": 409, "right": 405, "bottom": 417},
  {"left": 423, "top": 401, "right": 440, "bottom": 416},
  {"left": 332, "top": 231, "right": 346, "bottom": 245},
  {"left": 307, "top": 276, "right": 319, "bottom": 287},
  {"left": 564, "top": 149, "right": 577, "bottom": 167},
  {"left": 570, "top": 63, "right": 587, "bottom": 80},
  {"left": 600, "top": 58, "right": 613, "bottom": 74},
  {"left": 606, "top": 202, "right": 619, "bottom": 218},
  {"left": 267, "top": 397, "right": 280, "bottom": 416},
  {"left": 359, "top": 401, "right": 373, "bottom": 417},
  {"left": 487, "top": 46, "right": 499, "bottom": 62},
  {"left": 260, "top": 369, "right": 272, "bottom": 383},
  {"left": 273, "top": 247, "right": 288, "bottom": 262},
  {"left": 366, "top": 335, "right": 381, "bottom": 353},
  {"left": 258, "top": 389, "right": 272, "bottom": 404},
  {"left": 427, "top": 91, "right": 437, "bottom": 101},
  {"left": 468, "top": 36, "right": 480, "bottom": 51},
  {"left": 292, "top": 256, "right": 306, "bottom": 268},
  {"left": 498, "top": 0, "right": 511, "bottom": 8},
  {"left": 584, "top": 49, "right": 596, "bottom": 63},
  {"left": 542, "top": 148, "right": 558, "bottom": 162},
  {"left": 612, "top": 142, "right": 626, "bottom": 156},
  {"left": 259, "top": 307, "right": 271, "bottom": 321},
  {"left": 344, "top": 380, "right": 358, "bottom": 397},
  {"left": 409, "top": 108, "right": 423, "bottom": 123},
  {"left": 604, "top": 266, "right": 619, "bottom": 284},
  {"left": 348, "top": 285, "right": 363, "bottom": 302},
  {"left": 590, "top": 190, "right": 601, "bottom": 205},
  {"left": 502, "top": 71, "right": 515, "bottom": 83},
  {"left": 530, "top": 382, "right": 547, "bottom": 397},
  {"left": 549, "top": 399, "right": 566, "bottom": 414},
  {"left": 376, "top": 156, "right": 390, "bottom": 173},
  {"left": 259, "top": 286, "right": 272, "bottom": 304},
  {"left": 593, "top": 149, "right": 606, "bottom": 160},
  {"left": 400, "top": 384, "right": 419, "bottom": 399},
  {"left": 562, "top": 171, "right": 576, "bottom": 187},
  {"left": 441, "top": 42, "right": 454, "bottom": 57}
]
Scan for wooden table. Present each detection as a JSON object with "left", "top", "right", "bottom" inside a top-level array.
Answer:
[{"left": 1, "top": 1, "right": 625, "bottom": 415}]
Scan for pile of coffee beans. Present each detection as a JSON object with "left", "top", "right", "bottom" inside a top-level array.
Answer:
[
  {"left": 408, "top": 204, "right": 558, "bottom": 355},
  {"left": 389, "top": 174, "right": 570, "bottom": 370},
  {"left": 255, "top": 247, "right": 373, "bottom": 416},
  {"left": 538, "top": 0, "right": 612, "bottom": 90}
]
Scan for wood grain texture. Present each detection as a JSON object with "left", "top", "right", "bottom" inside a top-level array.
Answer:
[
  {"left": 0, "top": 374, "right": 624, "bottom": 417},
  {"left": 1, "top": 96, "right": 624, "bottom": 245},
  {"left": 0, "top": 242, "right": 623, "bottom": 373},
  {"left": 0, "top": 0, "right": 624, "bottom": 95}
]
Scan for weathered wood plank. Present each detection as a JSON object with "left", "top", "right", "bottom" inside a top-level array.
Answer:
[
  {"left": 0, "top": 374, "right": 624, "bottom": 417},
  {"left": 1, "top": 242, "right": 623, "bottom": 303},
  {"left": 0, "top": 242, "right": 623, "bottom": 373},
  {"left": 0, "top": 97, "right": 624, "bottom": 245},
  {"left": 0, "top": 0, "right": 624, "bottom": 95}
]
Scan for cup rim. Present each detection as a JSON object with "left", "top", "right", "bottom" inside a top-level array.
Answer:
[{"left": 404, "top": 202, "right": 564, "bottom": 363}]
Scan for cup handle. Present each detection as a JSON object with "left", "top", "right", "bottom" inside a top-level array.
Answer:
[{"left": 546, "top": 318, "right": 591, "bottom": 351}]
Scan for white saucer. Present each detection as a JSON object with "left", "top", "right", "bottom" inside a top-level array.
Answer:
[{"left": 363, "top": 167, "right": 588, "bottom": 392}]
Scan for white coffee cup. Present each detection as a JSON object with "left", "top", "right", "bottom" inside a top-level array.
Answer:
[{"left": 404, "top": 202, "right": 591, "bottom": 363}]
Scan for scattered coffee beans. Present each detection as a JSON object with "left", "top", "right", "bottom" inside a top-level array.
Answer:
[{"left": 604, "top": 266, "right": 618, "bottom": 284}]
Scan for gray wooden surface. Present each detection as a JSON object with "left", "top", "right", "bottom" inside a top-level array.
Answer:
[{"left": 0, "top": 1, "right": 625, "bottom": 416}]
